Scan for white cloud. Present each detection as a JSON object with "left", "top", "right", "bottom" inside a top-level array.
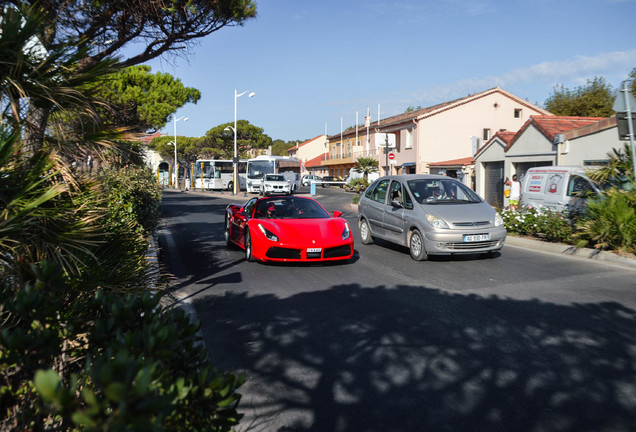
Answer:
[{"left": 411, "top": 49, "right": 636, "bottom": 105}]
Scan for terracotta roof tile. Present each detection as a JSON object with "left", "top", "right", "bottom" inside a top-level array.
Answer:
[
  {"left": 429, "top": 156, "right": 475, "bottom": 167},
  {"left": 304, "top": 154, "right": 324, "bottom": 168},
  {"left": 504, "top": 115, "right": 605, "bottom": 151}
]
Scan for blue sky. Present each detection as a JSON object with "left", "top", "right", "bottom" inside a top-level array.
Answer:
[{"left": 138, "top": 0, "right": 636, "bottom": 142}]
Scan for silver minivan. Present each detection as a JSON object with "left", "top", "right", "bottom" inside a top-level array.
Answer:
[{"left": 358, "top": 175, "right": 507, "bottom": 260}]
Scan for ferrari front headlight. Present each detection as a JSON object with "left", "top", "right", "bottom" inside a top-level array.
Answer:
[
  {"left": 258, "top": 224, "right": 279, "bottom": 241},
  {"left": 342, "top": 222, "right": 351, "bottom": 240}
]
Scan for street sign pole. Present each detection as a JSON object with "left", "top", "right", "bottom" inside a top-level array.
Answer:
[
  {"left": 613, "top": 80, "right": 636, "bottom": 183},
  {"left": 385, "top": 134, "right": 389, "bottom": 176}
]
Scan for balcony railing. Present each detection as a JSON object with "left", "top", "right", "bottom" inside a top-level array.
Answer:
[{"left": 321, "top": 148, "right": 385, "bottom": 164}]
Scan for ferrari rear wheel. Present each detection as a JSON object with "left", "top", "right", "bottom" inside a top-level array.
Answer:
[
  {"left": 359, "top": 219, "right": 374, "bottom": 245},
  {"left": 245, "top": 230, "right": 256, "bottom": 262},
  {"left": 224, "top": 215, "right": 232, "bottom": 247}
]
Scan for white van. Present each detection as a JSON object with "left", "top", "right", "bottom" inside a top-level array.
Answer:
[{"left": 521, "top": 166, "right": 602, "bottom": 213}]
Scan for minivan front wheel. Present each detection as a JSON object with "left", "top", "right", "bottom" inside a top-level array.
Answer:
[
  {"left": 409, "top": 229, "right": 428, "bottom": 261},
  {"left": 359, "top": 219, "right": 374, "bottom": 245}
]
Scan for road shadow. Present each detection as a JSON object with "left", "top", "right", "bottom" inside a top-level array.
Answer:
[{"left": 194, "top": 285, "right": 636, "bottom": 432}]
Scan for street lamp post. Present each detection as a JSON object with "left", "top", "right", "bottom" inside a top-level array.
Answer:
[
  {"left": 172, "top": 115, "right": 188, "bottom": 189},
  {"left": 233, "top": 89, "right": 255, "bottom": 195}
]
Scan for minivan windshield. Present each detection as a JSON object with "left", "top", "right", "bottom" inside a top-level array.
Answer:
[{"left": 407, "top": 178, "right": 482, "bottom": 204}]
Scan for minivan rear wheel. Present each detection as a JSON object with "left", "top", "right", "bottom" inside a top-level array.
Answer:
[{"left": 409, "top": 229, "right": 428, "bottom": 261}]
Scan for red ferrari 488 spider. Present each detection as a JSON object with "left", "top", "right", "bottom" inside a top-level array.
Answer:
[{"left": 224, "top": 196, "right": 354, "bottom": 263}]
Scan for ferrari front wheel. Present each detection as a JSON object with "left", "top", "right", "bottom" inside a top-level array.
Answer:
[{"left": 245, "top": 230, "right": 256, "bottom": 262}]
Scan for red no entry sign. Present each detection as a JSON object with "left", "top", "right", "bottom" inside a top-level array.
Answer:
[{"left": 388, "top": 152, "right": 395, "bottom": 160}]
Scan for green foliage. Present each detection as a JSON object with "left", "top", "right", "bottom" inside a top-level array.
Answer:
[
  {"left": 202, "top": 121, "right": 272, "bottom": 159},
  {"left": 587, "top": 143, "right": 634, "bottom": 188},
  {"left": 271, "top": 139, "right": 297, "bottom": 156},
  {"left": 2, "top": 263, "right": 244, "bottom": 431},
  {"left": 99, "top": 167, "right": 162, "bottom": 234},
  {"left": 353, "top": 157, "right": 379, "bottom": 181},
  {"left": 405, "top": 105, "right": 423, "bottom": 112},
  {"left": 575, "top": 188, "right": 636, "bottom": 253},
  {"left": 346, "top": 177, "right": 369, "bottom": 194},
  {"left": 96, "top": 66, "right": 201, "bottom": 132},
  {"left": 544, "top": 77, "right": 615, "bottom": 117},
  {"left": 501, "top": 208, "right": 576, "bottom": 244}
]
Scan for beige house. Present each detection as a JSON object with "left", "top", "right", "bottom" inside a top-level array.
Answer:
[
  {"left": 287, "top": 135, "right": 328, "bottom": 176},
  {"left": 474, "top": 115, "right": 622, "bottom": 207},
  {"left": 323, "top": 87, "right": 550, "bottom": 186}
]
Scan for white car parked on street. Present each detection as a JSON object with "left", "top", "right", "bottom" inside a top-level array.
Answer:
[{"left": 259, "top": 174, "right": 292, "bottom": 196}]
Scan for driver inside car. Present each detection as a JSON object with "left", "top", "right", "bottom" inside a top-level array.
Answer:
[{"left": 266, "top": 204, "right": 276, "bottom": 218}]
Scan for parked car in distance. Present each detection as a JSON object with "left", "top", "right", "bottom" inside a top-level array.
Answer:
[
  {"left": 321, "top": 176, "right": 345, "bottom": 188},
  {"left": 224, "top": 196, "right": 354, "bottom": 263},
  {"left": 301, "top": 174, "right": 322, "bottom": 186},
  {"left": 260, "top": 174, "right": 292, "bottom": 196},
  {"left": 358, "top": 175, "right": 506, "bottom": 260},
  {"left": 521, "top": 166, "right": 603, "bottom": 213}
]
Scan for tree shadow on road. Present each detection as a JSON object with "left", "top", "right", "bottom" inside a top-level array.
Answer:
[{"left": 194, "top": 285, "right": 636, "bottom": 432}]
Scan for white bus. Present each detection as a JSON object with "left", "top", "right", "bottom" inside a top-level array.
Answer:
[
  {"left": 246, "top": 155, "right": 302, "bottom": 193},
  {"left": 193, "top": 159, "right": 247, "bottom": 191}
]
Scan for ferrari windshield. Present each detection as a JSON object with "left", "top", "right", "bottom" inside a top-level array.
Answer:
[
  {"left": 407, "top": 178, "right": 482, "bottom": 204},
  {"left": 254, "top": 197, "right": 330, "bottom": 219}
]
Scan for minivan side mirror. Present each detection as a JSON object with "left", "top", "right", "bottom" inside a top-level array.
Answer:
[{"left": 390, "top": 200, "right": 404, "bottom": 208}]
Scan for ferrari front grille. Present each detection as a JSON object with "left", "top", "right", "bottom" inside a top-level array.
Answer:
[
  {"left": 323, "top": 245, "right": 352, "bottom": 258},
  {"left": 266, "top": 247, "right": 301, "bottom": 259}
]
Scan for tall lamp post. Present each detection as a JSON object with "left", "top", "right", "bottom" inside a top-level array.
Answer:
[
  {"left": 172, "top": 115, "right": 188, "bottom": 189},
  {"left": 232, "top": 89, "right": 255, "bottom": 195}
]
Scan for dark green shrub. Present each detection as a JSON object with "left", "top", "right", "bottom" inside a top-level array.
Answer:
[
  {"left": 99, "top": 167, "right": 162, "bottom": 234},
  {"left": 2, "top": 262, "right": 244, "bottom": 431},
  {"left": 576, "top": 188, "right": 636, "bottom": 253}
]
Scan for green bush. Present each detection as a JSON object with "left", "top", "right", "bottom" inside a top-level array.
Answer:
[
  {"left": 100, "top": 167, "right": 162, "bottom": 235},
  {"left": 576, "top": 188, "right": 636, "bottom": 253},
  {"left": 501, "top": 207, "right": 576, "bottom": 244},
  {"left": 2, "top": 262, "right": 244, "bottom": 431},
  {"left": 1, "top": 134, "right": 244, "bottom": 430}
]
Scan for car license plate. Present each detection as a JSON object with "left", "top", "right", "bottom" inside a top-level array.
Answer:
[
  {"left": 307, "top": 248, "right": 322, "bottom": 253},
  {"left": 463, "top": 234, "right": 490, "bottom": 242}
]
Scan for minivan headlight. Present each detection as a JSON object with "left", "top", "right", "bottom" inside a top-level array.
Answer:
[
  {"left": 494, "top": 212, "right": 504, "bottom": 227},
  {"left": 426, "top": 214, "right": 450, "bottom": 229}
]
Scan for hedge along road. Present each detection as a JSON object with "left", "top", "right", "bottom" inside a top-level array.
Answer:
[{"left": 158, "top": 187, "right": 636, "bottom": 432}]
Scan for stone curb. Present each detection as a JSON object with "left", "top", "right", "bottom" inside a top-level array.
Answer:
[{"left": 504, "top": 235, "right": 636, "bottom": 269}]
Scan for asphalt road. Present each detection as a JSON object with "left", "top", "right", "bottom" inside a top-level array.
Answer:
[{"left": 158, "top": 187, "right": 636, "bottom": 432}]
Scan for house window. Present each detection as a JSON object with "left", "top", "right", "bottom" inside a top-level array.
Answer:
[
  {"left": 482, "top": 128, "right": 490, "bottom": 141},
  {"left": 405, "top": 128, "right": 413, "bottom": 149},
  {"left": 514, "top": 108, "right": 522, "bottom": 119}
]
